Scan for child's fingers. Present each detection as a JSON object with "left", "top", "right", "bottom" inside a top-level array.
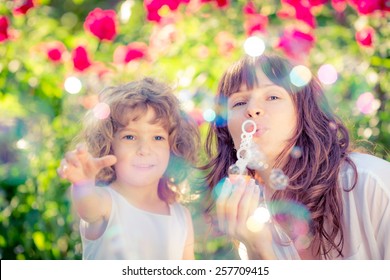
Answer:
[
  {"left": 57, "top": 159, "right": 69, "bottom": 179},
  {"left": 64, "top": 151, "right": 81, "bottom": 168},
  {"left": 95, "top": 155, "right": 117, "bottom": 170},
  {"left": 76, "top": 143, "right": 87, "bottom": 154}
]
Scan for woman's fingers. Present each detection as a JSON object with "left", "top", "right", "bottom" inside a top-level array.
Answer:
[
  {"left": 236, "top": 179, "right": 256, "bottom": 227},
  {"left": 216, "top": 178, "right": 232, "bottom": 232},
  {"left": 248, "top": 183, "right": 261, "bottom": 218},
  {"left": 225, "top": 177, "right": 246, "bottom": 236}
]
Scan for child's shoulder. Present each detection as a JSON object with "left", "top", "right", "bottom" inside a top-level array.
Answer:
[{"left": 170, "top": 202, "right": 192, "bottom": 221}]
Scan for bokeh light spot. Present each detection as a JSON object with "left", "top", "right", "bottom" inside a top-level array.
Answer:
[
  {"left": 317, "top": 64, "right": 338, "bottom": 85},
  {"left": 64, "top": 76, "right": 82, "bottom": 94},
  {"left": 356, "top": 92, "right": 378, "bottom": 115},
  {"left": 290, "top": 65, "right": 312, "bottom": 87},
  {"left": 290, "top": 146, "right": 302, "bottom": 159},
  {"left": 93, "top": 102, "right": 111, "bottom": 120},
  {"left": 203, "top": 109, "right": 216, "bottom": 122},
  {"left": 244, "top": 36, "right": 265, "bottom": 57}
]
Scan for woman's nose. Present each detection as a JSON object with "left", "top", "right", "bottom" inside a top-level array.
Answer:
[{"left": 246, "top": 103, "right": 264, "bottom": 118}]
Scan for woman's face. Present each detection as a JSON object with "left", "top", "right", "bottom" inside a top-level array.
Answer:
[{"left": 227, "top": 69, "right": 298, "bottom": 167}]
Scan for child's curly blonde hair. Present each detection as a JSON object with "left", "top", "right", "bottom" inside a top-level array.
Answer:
[{"left": 76, "top": 77, "right": 199, "bottom": 203}]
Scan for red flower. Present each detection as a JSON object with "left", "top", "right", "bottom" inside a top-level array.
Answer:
[
  {"left": 72, "top": 46, "right": 92, "bottom": 72},
  {"left": 215, "top": 31, "right": 235, "bottom": 56},
  {"left": 113, "top": 42, "right": 148, "bottom": 64},
  {"left": 355, "top": 26, "right": 375, "bottom": 47},
  {"left": 243, "top": 2, "right": 268, "bottom": 36},
  {"left": 332, "top": 0, "right": 348, "bottom": 12},
  {"left": 84, "top": 8, "right": 118, "bottom": 41},
  {"left": 277, "top": 29, "right": 315, "bottom": 62},
  {"left": 281, "top": 0, "right": 316, "bottom": 28},
  {"left": 145, "top": 0, "right": 190, "bottom": 23},
  {"left": 348, "top": 0, "right": 381, "bottom": 15},
  {"left": 308, "top": 0, "right": 328, "bottom": 6},
  {"left": 381, "top": 0, "right": 390, "bottom": 12},
  {"left": 200, "top": 0, "right": 229, "bottom": 8},
  {"left": 13, "top": 0, "right": 35, "bottom": 15},
  {"left": 0, "top": 16, "right": 10, "bottom": 43},
  {"left": 46, "top": 42, "right": 66, "bottom": 63}
]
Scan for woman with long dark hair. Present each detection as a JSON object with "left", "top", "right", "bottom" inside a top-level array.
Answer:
[{"left": 203, "top": 53, "right": 390, "bottom": 259}]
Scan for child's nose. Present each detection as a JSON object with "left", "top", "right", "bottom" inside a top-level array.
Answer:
[{"left": 136, "top": 140, "right": 151, "bottom": 155}]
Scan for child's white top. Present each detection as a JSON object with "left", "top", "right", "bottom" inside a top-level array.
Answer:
[{"left": 80, "top": 187, "right": 188, "bottom": 260}]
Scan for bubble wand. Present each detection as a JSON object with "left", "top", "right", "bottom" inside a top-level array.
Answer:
[{"left": 228, "top": 119, "right": 288, "bottom": 190}]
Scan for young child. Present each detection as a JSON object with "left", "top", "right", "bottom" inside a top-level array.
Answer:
[{"left": 58, "top": 77, "right": 199, "bottom": 260}]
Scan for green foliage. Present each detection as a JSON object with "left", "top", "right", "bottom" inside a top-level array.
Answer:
[{"left": 0, "top": 0, "right": 389, "bottom": 260}]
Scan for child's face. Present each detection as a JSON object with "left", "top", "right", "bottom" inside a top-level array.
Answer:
[
  {"left": 111, "top": 108, "right": 170, "bottom": 189},
  {"left": 227, "top": 69, "right": 297, "bottom": 167}
]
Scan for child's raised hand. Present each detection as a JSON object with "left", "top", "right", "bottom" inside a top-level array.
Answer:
[{"left": 57, "top": 144, "right": 117, "bottom": 185}]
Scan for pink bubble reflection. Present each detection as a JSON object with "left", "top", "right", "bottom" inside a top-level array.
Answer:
[
  {"left": 318, "top": 64, "right": 338, "bottom": 85},
  {"left": 93, "top": 102, "right": 111, "bottom": 120}
]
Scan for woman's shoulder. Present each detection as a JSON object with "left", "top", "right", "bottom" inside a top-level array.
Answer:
[
  {"left": 343, "top": 152, "right": 390, "bottom": 195},
  {"left": 348, "top": 152, "right": 390, "bottom": 174}
]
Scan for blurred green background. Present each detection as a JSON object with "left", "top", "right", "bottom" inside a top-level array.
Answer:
[{"left": 0, "top": 0, "right": 389, "bottom": 260}]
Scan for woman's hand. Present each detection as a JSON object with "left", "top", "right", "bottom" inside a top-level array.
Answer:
[{"left": 216, "top": 176, "right": 276, "bottom": 259}]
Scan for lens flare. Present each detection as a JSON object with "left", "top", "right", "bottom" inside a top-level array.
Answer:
[
  {"left": 244, "top": 36, "right": 265, "bottom": 57},
  {"left": 356, "top": 92, "right": 379, "bottom": 115},
  {"left": 246, "top": 206, "right": 271, "bottom": 233},
  {"left": 64, "top": 76, "right": 82, "bottom": 94},
  {"left": 290, "top": 146, "right": 302, "bottom": 159},
  {"left": 203, "top": 108, "right": 216, "bottom": 122},
  {"left": 290, "top": 65, "right": 312, "bottom": 87},
  {"left": 93, "top": 102, "right": 111, "bottom": 120},
  {"left": 317, "top": 64, "right": 338, "bottom": 85}
]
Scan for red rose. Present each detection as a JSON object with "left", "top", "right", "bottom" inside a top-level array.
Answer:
[
  {"left": 46, "top": 42, "right": 66, "bottom": 62},
  {"left": 355, "top": 26, "right": 375, "bottom": 47},
  {"left": 200, "top": 0, "right": 229, "bottom": 8},
  {"left": 0, "top": 16, "right": 10, "bottom": 42},
  {"left": 113, "top": 42, "right": 148, "bottom": 64},
  {"left": 332, "top": 0, "right": 348, "bottom": 12},
  {"left": 145, "top": 0, "right": 190, "bottom": 23},
  {"left": 84, "top": 8, "right": 118, "bottom": 41},
  {"left": 13, "top": 0, "right": 35, "bottom": 15},
  {"left": 348, "top": 0, "right": 381, "bottom": 15},
  {"left": 277, "top": 29, "right": 315, "bottom": 61},
  {"left": 72, "top": 46, "right": 92, "bottom": 72}
]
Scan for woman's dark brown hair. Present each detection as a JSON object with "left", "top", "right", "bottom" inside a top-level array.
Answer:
[{"left": 202, "top": 54, "right": 357, "bottom": 259}]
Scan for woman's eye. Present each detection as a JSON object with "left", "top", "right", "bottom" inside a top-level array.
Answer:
[
  {"left": 123, "top": 135, "right": 135, "bottom": 140},
  {"left": 154, "top": 136, "right": 165, "bottom": 141},
  {"left": 232, "top": 101, "right": 247, "bottom": 108},
  {"left": 268, "top": 96, "right": 279, "bottom": 101}
]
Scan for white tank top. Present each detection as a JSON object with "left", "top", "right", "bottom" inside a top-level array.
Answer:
[{"left": 80, "top": 187, "right": 188, "bottom": 259}]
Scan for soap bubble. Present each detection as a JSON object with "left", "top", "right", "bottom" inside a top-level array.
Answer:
[{"left": 269, "top": 168, "right": 289, "bottom": 190}]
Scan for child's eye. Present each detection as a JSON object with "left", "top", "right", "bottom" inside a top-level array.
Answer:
[
  {"left": 123, "top": 135, "right": 135, "bottom": 140},
  {"left": 154, "top": 136, "right": 165, "bottom": 141}
]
